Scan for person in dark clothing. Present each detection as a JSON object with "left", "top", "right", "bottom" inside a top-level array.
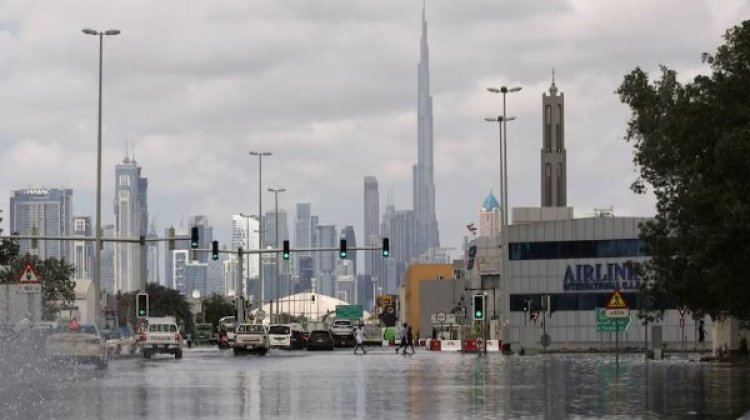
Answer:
[{"left": 406, "top": 325, "right": 416, "bottom": 354}]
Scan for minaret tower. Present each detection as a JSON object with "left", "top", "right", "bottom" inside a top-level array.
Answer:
[{"left": 541, "top": 70, "right": 567, "bottom": 206}]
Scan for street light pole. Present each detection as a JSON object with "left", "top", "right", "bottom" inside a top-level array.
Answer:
[
  {"left": 83, "top": 28, "right": 120, "bottom": 327},
  {"left": 486, "top": 84, "right": 521, "bottom": 346},
  {"left": 249, "top": 151, "right": 271, "bottom": 312},
  {"left": 268, "top": 187, "right": 285, "bottom": 323}
]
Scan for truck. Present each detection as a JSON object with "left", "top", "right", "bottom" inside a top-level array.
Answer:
[
  {"left": 233, "top": 323, "right": 269, "bottom": 355},
  {"left": 137, "top": 316, "right": 183, "bottom": 359}
]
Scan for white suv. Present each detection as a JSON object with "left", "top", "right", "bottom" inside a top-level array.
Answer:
[{"left": 138, "top": 317, "right": 183, "bottom": 359}]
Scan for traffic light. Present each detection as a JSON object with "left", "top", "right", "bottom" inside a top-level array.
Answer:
[
  {"left": 339, "top": 239, "right": 347, "bottom": 258},
  {"left": 136, "top": 293, "right": 149, "bottom": 318},
  {"left": 211, "top": 240, "right": 219, "bottom": 261},
  {"left": 190, "top": 226, "right": 199, "bottom": 249},
  {"left": 382, "top": 237, "right": 390, "bottom": 257},
  {"left": 473, "top": 294, "right": 486, "bottom": 320},
  {"left": 31, "top": 225, "right": 38, "bottom": 249},
  {"left": 282, "top": 240, "right": 290, "bottom": 260}
]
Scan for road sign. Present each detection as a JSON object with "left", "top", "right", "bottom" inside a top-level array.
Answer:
[
  {"left": 335, "top": 305, "right": 364, "bottom": 320},
  {"left": 596, "top": 308, "right": 631, "bottom": 332},
  {"left": 605, "top": 308, "right": 630, "bottom": 319},
  {"left": 255, "top": 310, "right": 266, "bottom": 320},
  {"left": 431, "top": 313, "right": 456, "bottom": 324},
  {"left": 16, "top": 261, "right": 41, "bottom": 293},
  {"left": 605, "top": 290, "right": 628, "bottom": 309}
]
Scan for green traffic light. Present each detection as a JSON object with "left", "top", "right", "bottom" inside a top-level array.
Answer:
[
  {"left": 475, "top": 310, "right": 482, "bottom": 317},
  {"left": 283, "top": 253, "right": 290, "bottom": 260},
  {"left": 340, "top": 252, "right": 347, "bottom": 258}
]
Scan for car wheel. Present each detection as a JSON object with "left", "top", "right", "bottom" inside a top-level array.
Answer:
[
  {"left": 143, "top": 350, "right": 152, "bottom": 359},
  {"left": 175, "top": 349, "right": 183, "bottom": 359}
]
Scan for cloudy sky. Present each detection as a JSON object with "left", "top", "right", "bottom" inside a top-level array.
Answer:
[{"left": 0, "top": 1, "right": 747, "bottom": 261}]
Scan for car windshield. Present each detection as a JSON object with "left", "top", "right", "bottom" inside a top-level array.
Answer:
[
  {"left": 269, "top": 326, "right": 290, "bottom": 335},
  {"left": 238, "top": 325, "right": 265, "bottom": 333}
]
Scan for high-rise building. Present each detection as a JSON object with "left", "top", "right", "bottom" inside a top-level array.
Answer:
[
  {"left": 364, "top": 177, "right": 380, "bottom": 278},
  {"left": 541, "top": 74, "right": 567, "bottom": 207},
  {"left": 264, "top": 210, "right": 289, "bottom": 248},
  {"left": 341, "top": 225, "right": 357, "bottom": 275},
  {"left": 114, "top": 156, "right": 148, "bottom": 292},
  {"left": 72, "top": 216, "right": 93, "bottom": 280},
  {"left": 9, "top": 188, "right": 73, "bottom": 260},
  {"left": 101, "top": 224, "right": 115, "bottom": 293},
  {"left": 224, "top": 254, "right": 239, "bottom": 297},
  {"left": 232, "top": 214, "right": 260, "bottom": 299},
  {"left": 479, "top": 191, "right": 502, "bottom": 238},
  {"left": 147, "top": 220, "right": 159, "bottom": 285},
  {"left": 294, "top": 203, "right": 312, "bottom": 251},
  {"left": 314, "top": 225, "right": 336, "bottom": 297},
  {"left": 413, "top": 6, "right": 440, "bottom": 258},
  {"left": 381, "top": 205, "right": 417, "bottom": 293},
  {"left": 164, "top": 226, "right": 189, "bottom": 290}
]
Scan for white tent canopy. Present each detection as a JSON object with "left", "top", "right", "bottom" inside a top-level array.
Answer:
[{"left": 253, "top": 291, "right": 370, "bottom": 323}]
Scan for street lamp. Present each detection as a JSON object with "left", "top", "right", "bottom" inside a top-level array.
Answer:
[
  {"left": 267, "top": 187, "right": 286, "bottom": 323},
  {"left": 82, "top": 27, "right": 120, "bottom": 327},
  {"left": 486, "top": 84, "right": 521, "bottom": 345},
  {"left": 249, "top": 151, "right": 271, "bottom": 317}
]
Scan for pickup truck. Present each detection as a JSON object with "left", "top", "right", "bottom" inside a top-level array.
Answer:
[
  {"left": 329, "top": 319, "right": 356, "bottom": 347},
  {"left": 233, "top": 323, "right": 269, "bottom": 355},
  {"left": 137, "top": 317, "right": 183, "bottom": 359}
]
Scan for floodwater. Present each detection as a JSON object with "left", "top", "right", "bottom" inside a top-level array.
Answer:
[{"left": 2, "top": 344, "right": 750, "bottom": 419}]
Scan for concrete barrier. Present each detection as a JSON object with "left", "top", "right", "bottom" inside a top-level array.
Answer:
[
  {"left": 441, "top": 340, "right": 461, "bottom": 351},
  {"left": 486, "top": 339, "right": 500, "bottom": 352}
]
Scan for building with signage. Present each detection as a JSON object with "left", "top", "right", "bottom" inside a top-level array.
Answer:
[
  {"left": 403, "top": 263, "right": 455, "bottom": 339},
  {"left": 9, "top": 188, "right": 73, "bottom": 260}
]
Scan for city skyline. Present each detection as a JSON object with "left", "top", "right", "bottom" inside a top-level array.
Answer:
[{"left": 0, "top": 1, "right": 746, "bottom": 260}]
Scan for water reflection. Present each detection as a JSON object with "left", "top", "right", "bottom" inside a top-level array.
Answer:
[{"left": 1, "top": 348, "right": 749, "bottom": 419}]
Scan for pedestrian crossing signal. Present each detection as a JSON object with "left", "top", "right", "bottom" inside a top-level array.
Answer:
[{"left": 190, "top": 226, "right": 199, "bottom": 249}]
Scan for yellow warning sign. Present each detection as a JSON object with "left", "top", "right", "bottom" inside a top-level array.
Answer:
[{"left": 605, "top": 290, "right": 628, "bottom": 309}]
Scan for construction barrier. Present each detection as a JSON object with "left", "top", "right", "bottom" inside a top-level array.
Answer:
[
  {"left": 485, "top": 339, "right": 501, "bottom": 352},
  {"left": 462, "top": 338, "right": 479, "bottom": 353},
  {"left": 441, "top": 340, "right": 462, "bottom": 351}
]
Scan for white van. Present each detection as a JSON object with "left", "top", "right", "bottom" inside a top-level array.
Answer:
[{"left": 268, "top": 323, "right": 305, "bottom": 350}]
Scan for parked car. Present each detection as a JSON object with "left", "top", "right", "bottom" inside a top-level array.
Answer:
[
  {"left": 194, "top": 323, "right": 215, "bottom": 345},
  {"left": 306, "top": 330, "right": 335, "bottom": 351},
  {"left": 138, "top": 317, "right": 183, "bottom": 359},
  {"left": 233, "top": 323, "right": 270, "bottom": 355},
  {"left": 45, "top": 324, "right": 108, "bottom": 369}
]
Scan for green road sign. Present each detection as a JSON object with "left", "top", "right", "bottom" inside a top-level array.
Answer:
[
  {"left": 596, "top": 308, "right": 631, "bottom": 332},
  {"left": 335, "top": 305, "right": 364, "bottom": 320}
]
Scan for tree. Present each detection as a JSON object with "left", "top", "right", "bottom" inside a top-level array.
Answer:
[
  {"left": 202, "top": 293, "right": 234, "bottom": 327},
  {"left": 144, "top": 282, "right": 194, "bottom": 333},
  {"left": 617, "top": 20, "right": 750, "bottom": 321}
]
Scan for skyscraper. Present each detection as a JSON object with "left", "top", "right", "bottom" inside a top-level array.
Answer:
[
  {"left": 363, "top": 177, "right": 379, "bottom": 278},
  {"left": 189, "top": 215, "right": 213, "bottom": 264},
  {"left": 9, "top": 188, "right": 73, "bottom": 260},
  {"left": 114, "top": 156, "right": 148, "bottom": 292},
  {"left": 341, "top": 225, "right": 357, "bottom": 275},
  {"left": 380, "top": 205, "right": 417, "bottom": 293},
  {"left": 164, "top": 226, "right": 189, "bottom": 290},
  {"left": 541, "top": 74, "right": 567, "bottom": 207},
  {"left": 314, "top": 224, "right": 336, "bottom": 297},
  {"left": 147, "top": 220, "right": 160, "bottom": 285},
  {"left": 413, "top": 6, "right": 440, "bottom": 258},
  {"left": 101, "top": 224, "right": 115, "bottom": 293},
  {"left": 264, "top": 210, "right": 289, "bottom": 247},
  {"left": 479, "top": 191, "right": 501, "bottom": 238},
  {"left": 72, "top": 216, "right": 93, "bottom": 279},
  {"left": 232, "top": 214, "right": 259, "bottom": 301}
]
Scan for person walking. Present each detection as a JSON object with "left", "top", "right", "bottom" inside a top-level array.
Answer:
[
  {"left": 354, "top": 326, "right": 367, "bottom": 355},
  {"left": 396, "top": 323, "right": 408, "bottom": 354},
  {"left": 406, "top": 325, "right": 416, "bottom": 355}
]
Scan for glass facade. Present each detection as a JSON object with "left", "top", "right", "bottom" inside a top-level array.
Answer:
[{"left": 509, "top": 239, "right": 647, "bottom": 261}]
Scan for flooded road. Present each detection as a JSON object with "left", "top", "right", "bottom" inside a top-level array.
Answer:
[{"left": 2, "top": 347, "right": 750, "bottom": 419}]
